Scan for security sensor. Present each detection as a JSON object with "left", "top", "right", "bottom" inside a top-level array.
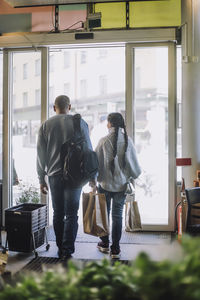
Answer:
[
  {"left": 75, "top": 33, "right": 94, "bottom": 40},
  {"left": 86, "top": 12, "right": 102, "bottom": 29}
]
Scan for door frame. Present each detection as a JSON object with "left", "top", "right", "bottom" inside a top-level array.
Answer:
[{"left": 2, "top": 33, "right": 177, "bottom": 231}]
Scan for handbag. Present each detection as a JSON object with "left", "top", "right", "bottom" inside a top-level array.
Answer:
[
  {"left": 125, "top": 194, "right": 142, "bottom": 232},
  {"left": 82, "top": 192, "right": 109, "bottom": 237}
]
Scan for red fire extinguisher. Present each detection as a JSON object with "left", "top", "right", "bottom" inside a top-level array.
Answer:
[{"left": 177, "top": 205, "right": 182, "bottom": 241}]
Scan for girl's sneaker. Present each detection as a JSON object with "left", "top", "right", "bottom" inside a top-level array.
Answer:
[
  {"left": 97, "top": 241, "right": 109, "bottom": 253},
  {"left": 110, "top": 247, "right": 121, "bottom": 259}
]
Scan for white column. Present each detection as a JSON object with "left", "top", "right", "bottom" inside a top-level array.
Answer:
[{"left": 182, "top": 0, "right": 200, "bottom": 187}]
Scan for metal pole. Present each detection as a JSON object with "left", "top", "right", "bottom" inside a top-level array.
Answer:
[
  {"left": 126, "top": 2, "right": 130, "bottom": 30},
  {"left": 54, "top": 5, "right": 60, "bottom": 33}
]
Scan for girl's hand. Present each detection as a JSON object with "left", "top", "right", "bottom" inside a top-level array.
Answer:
[{"left": 89, "top": 180, "right": 97, "bottom": 192}]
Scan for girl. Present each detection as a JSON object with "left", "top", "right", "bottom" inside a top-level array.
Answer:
[{"left": 90, "top": 112, "right": 141, "bottom": 259}]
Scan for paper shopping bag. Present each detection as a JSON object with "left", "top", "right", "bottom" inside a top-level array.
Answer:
[
  {"left": 125, "top": 194, "right": 142, "bottom": 232},
  {"left": 82, "top": 192, "right": 109, "bottom": 237}
]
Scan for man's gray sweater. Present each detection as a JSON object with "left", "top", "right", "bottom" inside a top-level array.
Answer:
[{"left": 37, "top": 114, "right": 92, "bottom": 185}]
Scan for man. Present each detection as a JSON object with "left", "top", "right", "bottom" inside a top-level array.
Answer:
[{"left": 37, "top": 95, "right": 93, "bottom": 260}]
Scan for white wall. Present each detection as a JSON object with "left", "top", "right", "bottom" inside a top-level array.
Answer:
[{"left": 182, "top": 0, "right": 200, "bottom": 187}]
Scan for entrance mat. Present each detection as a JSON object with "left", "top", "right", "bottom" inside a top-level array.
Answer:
[
  {"left": 47, "top": 226, "right": 172, "bottom": 245},
  {"left": 19, "top": 256, "right": 130, "bottom": 273}
]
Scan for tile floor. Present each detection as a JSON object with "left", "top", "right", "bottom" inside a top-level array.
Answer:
[{"left": 3, "top": 233, "right": 183, "bottom": 275}]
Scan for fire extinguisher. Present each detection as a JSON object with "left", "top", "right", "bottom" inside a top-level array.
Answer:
[{"left": 177, "top": 205, "right": 182, "bottom": 241}]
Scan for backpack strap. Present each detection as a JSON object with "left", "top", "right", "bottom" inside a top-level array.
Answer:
[{"left": 72, "top": 114, "right": 82, "bottom": 138}]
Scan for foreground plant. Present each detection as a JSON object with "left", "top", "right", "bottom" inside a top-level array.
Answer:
[{"left": 0, "top": 235, "right": 200, "bottom": 300}]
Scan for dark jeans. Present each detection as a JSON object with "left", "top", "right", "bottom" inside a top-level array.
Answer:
[
  {"left": 98, "top": 185, "right": 126, "bottom": 250},
  {"left": 49, "top": 174, "right": 82, "bottom": 255}
]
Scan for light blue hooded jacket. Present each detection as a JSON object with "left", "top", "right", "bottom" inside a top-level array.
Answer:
[{"left": 95, "top": 127, "right": 141, "bottom": 192}]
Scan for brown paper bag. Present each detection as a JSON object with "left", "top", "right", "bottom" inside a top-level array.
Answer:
[
  {"left": 125, "top": 194, "right": 142, "bottom": 232},
  {"left": 82, "top": 192, "right": 109, "bottom": 237}
]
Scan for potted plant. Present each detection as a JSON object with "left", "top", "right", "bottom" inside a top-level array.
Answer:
[{"left": 15, "top": 182, "right": 40, "bottom": 205}]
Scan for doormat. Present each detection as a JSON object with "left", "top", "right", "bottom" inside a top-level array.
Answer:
[
  {"left": 19, "top": 256, "right": 130, "bottom": 273},
  {"left": 47, "top": 226, "right": 172, "bottom": 245}
]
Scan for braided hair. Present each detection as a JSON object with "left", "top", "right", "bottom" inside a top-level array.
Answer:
[{"left": 107, "top": 113, "right": 128, "bottom": 175}]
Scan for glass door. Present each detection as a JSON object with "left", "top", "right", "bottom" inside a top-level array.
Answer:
[
  {"left": 48, "top": 46, "right": 126, "bottom": 225},
  {"left": 8, "top": 50, "right": 43, "bottom": 206},
  {"left": 126, "top": 43, "right": 176, "bottom": 231}
]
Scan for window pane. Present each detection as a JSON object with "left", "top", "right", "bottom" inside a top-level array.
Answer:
[
  {"left": 35, "top": 59, "right": 41, "bottom": 76},
  {"left": 35, "top": 89, "right": 41, "bottom": 105},
  {"left": 134, "top": 47, "right": 169, "bottom": 225},
  {"left": 11, "top": 52, "right": 41, "bottom": 205},
  {"left": 95, "top": 1, "right": 181, "bottom": 29},
  {"left": 80, "top": 79, "right": 87, "bottom": 97},
  {"left": 64, "top": 82, "right": 70, "bottom": 97},
  {"left": 176, "top": 47, "right": 182, "bottom": 182},
  {"left": 50, "top": 55, "right": 55, "bottom": 72},
  {"left": 23, "top": 63, "right": 28, "bottom": 80},
  {"left": 80, "top": 51, "right": 87, "bottom": 64},
  {"left": 23, "top": 92, "right": 28, "bottom": 107},
  {"left": 49, "top": 47, "right": 125, "bottom": 145},
  {"left": 64, "top": 51, "right": 70, "bottom": 68},
  {"left": 99, "top": 49, "right": 107, "bottom": 59},
  {"left": 48, "top": 47, "right": 125, "bottom": 223},
  {"left": 99, "top": 75, "right": 107, "bottom": 95}
]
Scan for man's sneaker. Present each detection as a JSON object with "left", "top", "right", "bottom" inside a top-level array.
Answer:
[
  {"left": 57, "top": 248, "right": 62, "bottom": 259},
  {"left": 97, "top": 241, "right": 109, "bottom": 253},
  {"left": 60, "top": 253, "right": 73, "bottom": 261},
  {"left": 110, "top": 247, "right": 121, "bottom": 259}
]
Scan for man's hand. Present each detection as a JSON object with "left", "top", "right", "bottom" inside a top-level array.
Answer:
[
  {"left": 40, "top": 183, "right": 48, "bottom": 195},
  {"left": 89, "top": 180, "right": 97, "bottom": 193}
]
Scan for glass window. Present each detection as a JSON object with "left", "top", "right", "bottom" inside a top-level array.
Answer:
[
  {"left": 99, "top": 75, "right": 107, "bottom": 94},
  {"left": 176, "top": 46, "right": 182, "bottom": 181},
  {"left": 134, "top": 47, "right": 169, "bottom": 225},
  {"left": 23, "top": 92, "right": 28, "bottom": 107},
  {"left": 11, "top": 51, "right": 41, "bottom": 206},
  {"left": 50, "top": 55, "right": 55, "bottom": 72},
  {"left": 95, "top": 1, "right": 181, "bottom": 29},
  {"left": 35, "top": 59, "right": 41, "bottom": 76},
  {"left": 64, "top": 82, "right": 70, "bottom": 96},
  {"left": 80, "top": 79, "right": 87, "bottom": 97},
  {"left": 48, "top": 47, "right": 125, "bottom": 225},
  {"left": 49, "top": 86, "right": 55, "bottom": 105},
  {"left": 35, "top": 89, "right": 41, "bottom": 105},
  {"left": 80, "top": 51, "right": 87, "bottom": 64},
  {"left": 99, "top": 49, "right": 107, "bottom": 58},
  {"left": 49, "top": 47, "right": 125, "bottom": 138},
  {"left": 64, "top": 51, "right": 70, "bottom": 68},
  {"left": 23, "top": 63, "right": 28, "bottom": 80}
]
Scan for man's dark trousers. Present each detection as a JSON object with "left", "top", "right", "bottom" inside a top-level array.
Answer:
[{"left": 49, "top": 174, "right": 82, "bottom": 255}]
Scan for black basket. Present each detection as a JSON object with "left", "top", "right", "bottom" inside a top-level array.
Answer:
[{"left": 5, "top": 203, "right": 47, "bottom": 253}]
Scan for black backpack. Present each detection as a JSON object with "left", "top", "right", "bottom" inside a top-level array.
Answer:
[{"left": 60, "top": 114, "right": 98, "bottom": 188}]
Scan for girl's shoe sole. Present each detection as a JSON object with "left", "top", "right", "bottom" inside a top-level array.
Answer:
[
  {"left": 97, "top": 246, "right": 109, "bottom": 253},
  {"left": 110, "top": 253, "right": 121, "bottom": 259}
]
